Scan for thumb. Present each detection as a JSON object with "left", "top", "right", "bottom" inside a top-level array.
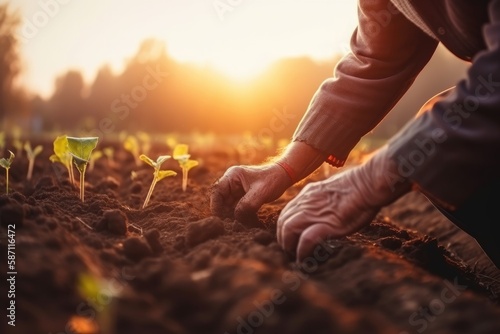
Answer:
[
  {"left": 234, "top": 187, "right": 267, "bottom": 227},
  {"left": 296, "top": 223, "right": 338, "bottom": 262}
]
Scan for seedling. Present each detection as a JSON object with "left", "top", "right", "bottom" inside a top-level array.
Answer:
[
  {"left": 24, "top": 142, "right": 43, "bottom": 181},
  {"left": 88, "top": 150, "right": 103, "bottom": 172},
  {"left": 124, "top": 135, "right": 141, "bottom": 166},
  {"left": 50, "top": 135, "right": 75, "bottom": 185},
  {"left": 173, "top": 144, "right": 198, "bottom": 192},
  {"left": 0, "top": 151, "right": 15, "bottom": 194},
  {"left": 11, "top": 127, "right": 23, "bottom": 157},
  {"left": 0, "top": 132, "right": 5, "bottom": 153},
  {"left": 137, "top": 131, "right": 151, "bottom": 156},
  {"left": 140, "top": 154, "right": 177, "bottom": 208},
  {"left": 103, "top": 147, "right": 114, "bottom": 161},
  {"left": 67, "top": 137, "right": 99, "bottom": 202},
  {"left": 12, "top": 139, "right": 23, "bottom": 158}
]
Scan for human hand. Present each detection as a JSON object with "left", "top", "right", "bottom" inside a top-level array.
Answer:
[
  {"left": 210, "top": 164, "right": 291, "bottom": 226},
  {"left": 277, "top": 146, "right": 410, "bottom": 261}
]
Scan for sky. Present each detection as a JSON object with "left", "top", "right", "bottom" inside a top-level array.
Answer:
[{"left": 5, "top": 0, "right": 358, "bottom": 98}]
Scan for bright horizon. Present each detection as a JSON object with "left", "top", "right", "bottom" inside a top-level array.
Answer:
[{"left": 5, "top": 0, "right": 358, "bottom": 98}]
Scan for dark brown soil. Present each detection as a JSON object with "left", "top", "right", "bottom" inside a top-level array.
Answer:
[{"left": 1, "top": 140, "right": 499, "bottom": 334}]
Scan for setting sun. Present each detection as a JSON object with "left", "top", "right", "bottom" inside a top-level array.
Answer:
[{"left": 7, "top": 0, "right": 357, "bottom": 95}]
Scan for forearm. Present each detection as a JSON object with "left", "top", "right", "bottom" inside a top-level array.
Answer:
[
  {"left": 293, "top": 0, "right": 437, "bottom": 166},
  {"left": 275, "top": 141, "right": 327, "bottom": 182}
]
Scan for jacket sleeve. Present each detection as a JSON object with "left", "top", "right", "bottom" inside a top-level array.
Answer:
[
  {"left": 292, "top": 0, "right": 438, "bottom": 166},
  {"left": 387, "top": 0, "right": 500, "bottom": 209}
]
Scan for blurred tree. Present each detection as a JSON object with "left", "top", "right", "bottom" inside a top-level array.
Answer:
[
  {"left": 0, "top": 4, "right": 21, "bottom": 126},
  {"left": 48, "top": 70, "right": 86, "bottom": 127}
]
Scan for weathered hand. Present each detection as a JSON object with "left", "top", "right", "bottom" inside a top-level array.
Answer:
[
  {"left": 277, "top": 146, "right": 410, "bottom": 261},
  {"left": 210, "top": 164, "right": 291, "bottom": 226}
]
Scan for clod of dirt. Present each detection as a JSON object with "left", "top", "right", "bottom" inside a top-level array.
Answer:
[
  {"left": 123, "top": 237, "right": 153, "bottom": 262},
  {"left": 99, "top": 176, "right": 120, "bottom": 190},
  {"left": 130, "top": 182, "right": 142, "bottom": 194},
  {"left": 35, "top": 176, "right": 55, "bottom": 189},
  {"left": 98, "top": 209, "right": 128, "bottom": 235},
  {"left": 253, "top": 230, "right": 275, "bottom": 246},
  {"left": 379, "top": 237, "right": 403, "bottom": 250},
  {"left": 144, "top": 228, "right": 163, "bottom": 254},
  {"left": 186, "top": 216, "right": 225, "bottom": 247},
  {"left": 0, "top": 199, "right": 25, "bottom": 228}
]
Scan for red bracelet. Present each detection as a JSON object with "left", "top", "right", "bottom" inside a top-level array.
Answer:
[{"left": 275, "top": 161, "right": 297, "bottom": 183}]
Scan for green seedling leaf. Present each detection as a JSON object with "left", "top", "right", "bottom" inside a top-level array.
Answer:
[
  {"left": 183, "top": 159, "right": 199, "bottom": 171},
  {"left": 67, "top": 137, "right": 99, "bottom": 163},
  {"left": 157, "top": 170, "right": 177, "bottom": 182},
  {"left": 139, "top": 154, "right": 156, "bottom": 168},
  {"left": 0, "top": 150, "right": 15, "bottom": 168},
  {"left": 173, "top": 144, "right": 190, "bottom": 162},
  {"left": 103, "top": 147, "right": 114, "bottom": 160},
  {"left": 24, "top": 142, "right": 43, "bottom": 181},
  {"left": 140, "top": 154, "right": 171, "bottom": 169},
  {"left": 0, "top": 150, "right": 15, "bottom": 194},
  {"left": 173, "top": 144, "right": 198, "bottom": 192},
  {"left": 50, "top": 135, "right": 75, "bottom": 186},
  {"left": 88, "top": 150, "right": 103, "bottom": 172},
  {"left": 124, "top": 136, "right": 141, "bottom": 166},
  {"left": 52, "top": 135, "right": 70, "bottom": 163},
  {"left": 141, "top": 153, "right": 177, "bottom": 208},
  {"left": 66, "top": 136, "right": 99, "bottom": 202},
  {"left": 0, "top": 132, "right": 5, "bottom": 152},
  {"left": 13, "top": 139, "right": 23, "bottom": 157}
]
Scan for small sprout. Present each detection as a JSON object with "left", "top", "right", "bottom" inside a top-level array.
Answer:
[
  {"left": 12, "top": 139, "right": 23, "bottom": 158},
  {"left": 103, "top": 147, "right": 114, "bottom": 160},
  {"left": 140, "top": 154, "right": 177, "bottom": 208},
  {"left": 67, "top": 136, "right": 99, "bottom": 202},
  {"left": 124, "top": 135, "right": 141, "bottom": 166},
  {"left": 0, "top": 150, "right": 15, "bottom": 194},
  {"left": 24, "top": 142, "right": 43, "bottom": 181},
  {"left": 166, "top": 135, "right": 178, "bottom": 149},
  {"left": 50, "top": 135, "right": 75, "bottom": 185},
  {"left": 88, "top": 150, "right": 103, "bottom": 172},
  {"left": 130, "top": 170, "right": 138, "bottom": 181},
  {"left": 0, "top": 132, "right": 5, "bottom": 153},
  {"left": 11, "top": 126, "right": 23, "bottom": 157},
  {"left": 137, "top": 131, "right": 151, "bottom": 156},
  {"left": 173, "top": 144, "right": 198, "bottom": 192}
]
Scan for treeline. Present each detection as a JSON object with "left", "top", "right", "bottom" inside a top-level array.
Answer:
[
  {"left": 1, "top": 0, "right": 468, "bottom": 141},
  {"left": 29, "top": 39, "right": 468, "bottom": 140},
  {"left": 29, "top": 39, "right": 339, "bottom": 140}
]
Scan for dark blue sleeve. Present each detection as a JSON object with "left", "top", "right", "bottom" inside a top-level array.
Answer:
[{"left": 387, "top": 0, "right": 500, "bottom": 209}]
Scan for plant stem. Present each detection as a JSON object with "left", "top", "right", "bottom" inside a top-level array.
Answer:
[
  {"left": 182, "top": 167, "right": 188, "bottom": 192},
  {"left": 68, "top": 157, "right": 75, "bottom": 186},
  {"left": 27, "top": 158, "right": 34, "bottom": 181},
  {"left": 143, "top": 177, "right": 158, "bottom": 208},
  {"left": 5, "top": 168, "right": 9, "bottom": 195},
  {"left": 79, "top": 165, "right": 87, "bottom": 202}
]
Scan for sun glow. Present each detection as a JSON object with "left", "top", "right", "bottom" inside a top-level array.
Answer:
[{"left": 8, "top": 0, "right": 357, "bottom": 96}]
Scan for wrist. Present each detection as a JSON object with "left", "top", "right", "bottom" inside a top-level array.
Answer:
[
  {"left": 276, "top": 141, "right": 327, "bottom": 181},
  {"left": 359, "top": 145, "right": 412, "bottom": 207}
]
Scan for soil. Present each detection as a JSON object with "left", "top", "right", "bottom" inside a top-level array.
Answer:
[{"left": 1, "top": 139, "right": 499, "bottom": 334}]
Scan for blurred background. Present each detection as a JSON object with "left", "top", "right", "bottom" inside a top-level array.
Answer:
[{"left": 0, "top": 0, "right": 468, "bottom": 143}]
